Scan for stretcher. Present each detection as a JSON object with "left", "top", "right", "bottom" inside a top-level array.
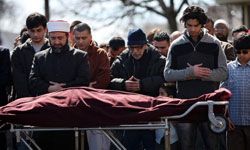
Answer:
[{"left": 0, "top": 87, "right": 231, "bottom": 150}]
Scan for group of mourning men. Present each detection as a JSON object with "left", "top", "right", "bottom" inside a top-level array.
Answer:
[{"left": 0, "top": 4, "right": 250, "bottom": 150}]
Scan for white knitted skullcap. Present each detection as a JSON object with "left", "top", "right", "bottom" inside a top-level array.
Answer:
[
  {"left": 47, "top": 20, "right": 70, "bottom": 33},
  {"left": 214, "top": 19, "right": 229, "bottom": 29}
]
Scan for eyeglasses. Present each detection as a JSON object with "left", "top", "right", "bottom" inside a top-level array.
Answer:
[{"left": 236, "top": 50, "right": 249, "bottom": 55}]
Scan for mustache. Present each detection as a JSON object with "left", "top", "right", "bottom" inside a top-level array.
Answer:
[{"left": 51, "top": 44, "right": 69, "bottom": 53}]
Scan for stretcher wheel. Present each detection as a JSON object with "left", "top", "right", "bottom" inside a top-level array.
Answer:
[{"left": 209, "top": 116, "right": 227, "bottom": 134}]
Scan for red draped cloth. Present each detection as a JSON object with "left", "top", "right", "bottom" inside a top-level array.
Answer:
[{"left": 0, "top": 87, "right": 231, "bottom": 127}]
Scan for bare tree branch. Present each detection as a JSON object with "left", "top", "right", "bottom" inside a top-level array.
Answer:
[
  {"left": 123, "top": 0, "right": 166, "bottom": 17},
  {"left": 54, "top": 0, "right": 192, "bottom": 32},
  {"left": 176, "top": 0, "right": 189, "bottom": 14}
]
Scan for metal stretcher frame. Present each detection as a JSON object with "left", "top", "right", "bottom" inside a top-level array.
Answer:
[{"left": 9, "top": 100, "right": 228, "bottom": 150}]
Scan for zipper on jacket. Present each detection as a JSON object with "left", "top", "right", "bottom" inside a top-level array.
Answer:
[
  {"left": 187, "top": 37, "right": 201, "bottom": 52},
  {"left": 184, "top": 31, "right": 203, "bottom": 52}
]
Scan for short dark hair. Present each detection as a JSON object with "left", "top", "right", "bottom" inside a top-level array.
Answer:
[
  {"left": 70, "top": 20, "right": 82, "bottom": 32},
  {"left": 109, "top": 37, "right": 125, "bottom": 50},
  {"left": 26, "top": 12, "right": 47, "bottom": 29},
  {"left": 232, "top": 25, "right": 248, "bottom": 35},
  {"left": 234, "top": 34, "right": 250, "bottom": 50},
  {"left": 180, "top": 6, "right": 208, "bottom": 26},
  {"left": 153, "top": 31, "right": 170, "bottom": 42},
  {"left": 73, "top": 23, "right": 91, "bottom": 34}
]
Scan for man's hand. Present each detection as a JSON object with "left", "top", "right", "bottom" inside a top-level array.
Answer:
[
  {"left": 48, "top": 81, "right": 65, "bottom": 93},
  {"left": 187, "top": 63, "right": 212, "bottom": 78},
  {"left": 125, "top": 76, "right": 140, "bottom": 92}
]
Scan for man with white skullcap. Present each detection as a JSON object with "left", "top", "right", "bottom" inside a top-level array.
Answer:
[
  {"left": 29, "top": 20, "right": 90, "bottom": 150},
  {"left": 214, "top": 19, "right": 236, "bottom": 61},
  {"left": 214, "top": 19, "right": 230, "bottom": 42}
]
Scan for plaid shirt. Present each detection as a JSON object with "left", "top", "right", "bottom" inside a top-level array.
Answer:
[{"left": 220, "top": 59, "right": 250, "bottom": 125}]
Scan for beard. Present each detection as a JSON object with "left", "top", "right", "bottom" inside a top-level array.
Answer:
[
  {"left": 50, "top": 39, "right": 69, "bottom": 53},
  {"left": 215, "top": 34, "right": 228, "bottom": 42},
  {"left": 51, "top": 44, "right": 69, "bottom": 53}
]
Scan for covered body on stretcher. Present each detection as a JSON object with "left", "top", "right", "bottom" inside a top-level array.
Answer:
[
  {"left": 0, "top": 87, "right": 231, "bottom": 150},
  {"left": 0, "top": 86, "right": 231, "bottom": 127}
]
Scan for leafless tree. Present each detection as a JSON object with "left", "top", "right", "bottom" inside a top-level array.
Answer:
[
  {"left": 57, "top": 0, "right": 190, "bottom": 32},
  {"left": 120, "top": 0, "right": 189, "bottom": 32},
  {"left": 0, "top": 0, "right": 14, "bottom": 19}
]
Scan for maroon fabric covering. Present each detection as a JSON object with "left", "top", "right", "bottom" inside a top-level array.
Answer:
[{"left": 0, "top": 87, "right": 231, "bottom": 127}]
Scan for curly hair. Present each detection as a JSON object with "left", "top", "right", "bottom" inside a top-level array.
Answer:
[{"left": 180, "top": 6, "right": 208, "bottom": 26}]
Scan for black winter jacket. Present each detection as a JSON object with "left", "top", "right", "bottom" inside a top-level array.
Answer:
[
  {"left": 29, "top": 45, "right": 90, "bottom": 96},
  {"left": 110, "top": 44, "right": 166, "bottom": 97},
  {"left": 11, "top": 39, "right": 50, "bottom": 98},
  {"left": 0, "top": 46, "right": 11, "bottom": 105}
]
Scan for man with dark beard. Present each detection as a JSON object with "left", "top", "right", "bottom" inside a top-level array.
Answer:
[
  {"left": 29, "top": 20, "right": 90, "bottom": 96},
  {"left": 208, "top": 18, "right": 236, "bottom": 61},
  {"left": 29, "top": 20, "right": 90, "bottom": 150},
  {"left": 214, "top": 19, "right": 230, "bottom": 43}
]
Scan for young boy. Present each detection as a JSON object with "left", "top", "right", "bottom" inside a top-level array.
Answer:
[
  {"left": 220, "top": 34, "right": 250, "bottom": 150},
  {"left": 11, "top": 12, "right": 49, "bottom": 99}
]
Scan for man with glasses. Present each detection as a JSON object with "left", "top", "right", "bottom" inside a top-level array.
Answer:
[
  {"left": 220, "top": 34, "right": 250, "bottom": 150},
  {"left": 110, "top": 28, "right": 166, "bottom": 150}
]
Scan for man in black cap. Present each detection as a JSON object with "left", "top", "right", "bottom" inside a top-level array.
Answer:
[
  {"left": 109, "top": 28, "right": 166, "bottom": 150},
  {"left": 108, "top": 36, "right": 126, "bottom": 66}
]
